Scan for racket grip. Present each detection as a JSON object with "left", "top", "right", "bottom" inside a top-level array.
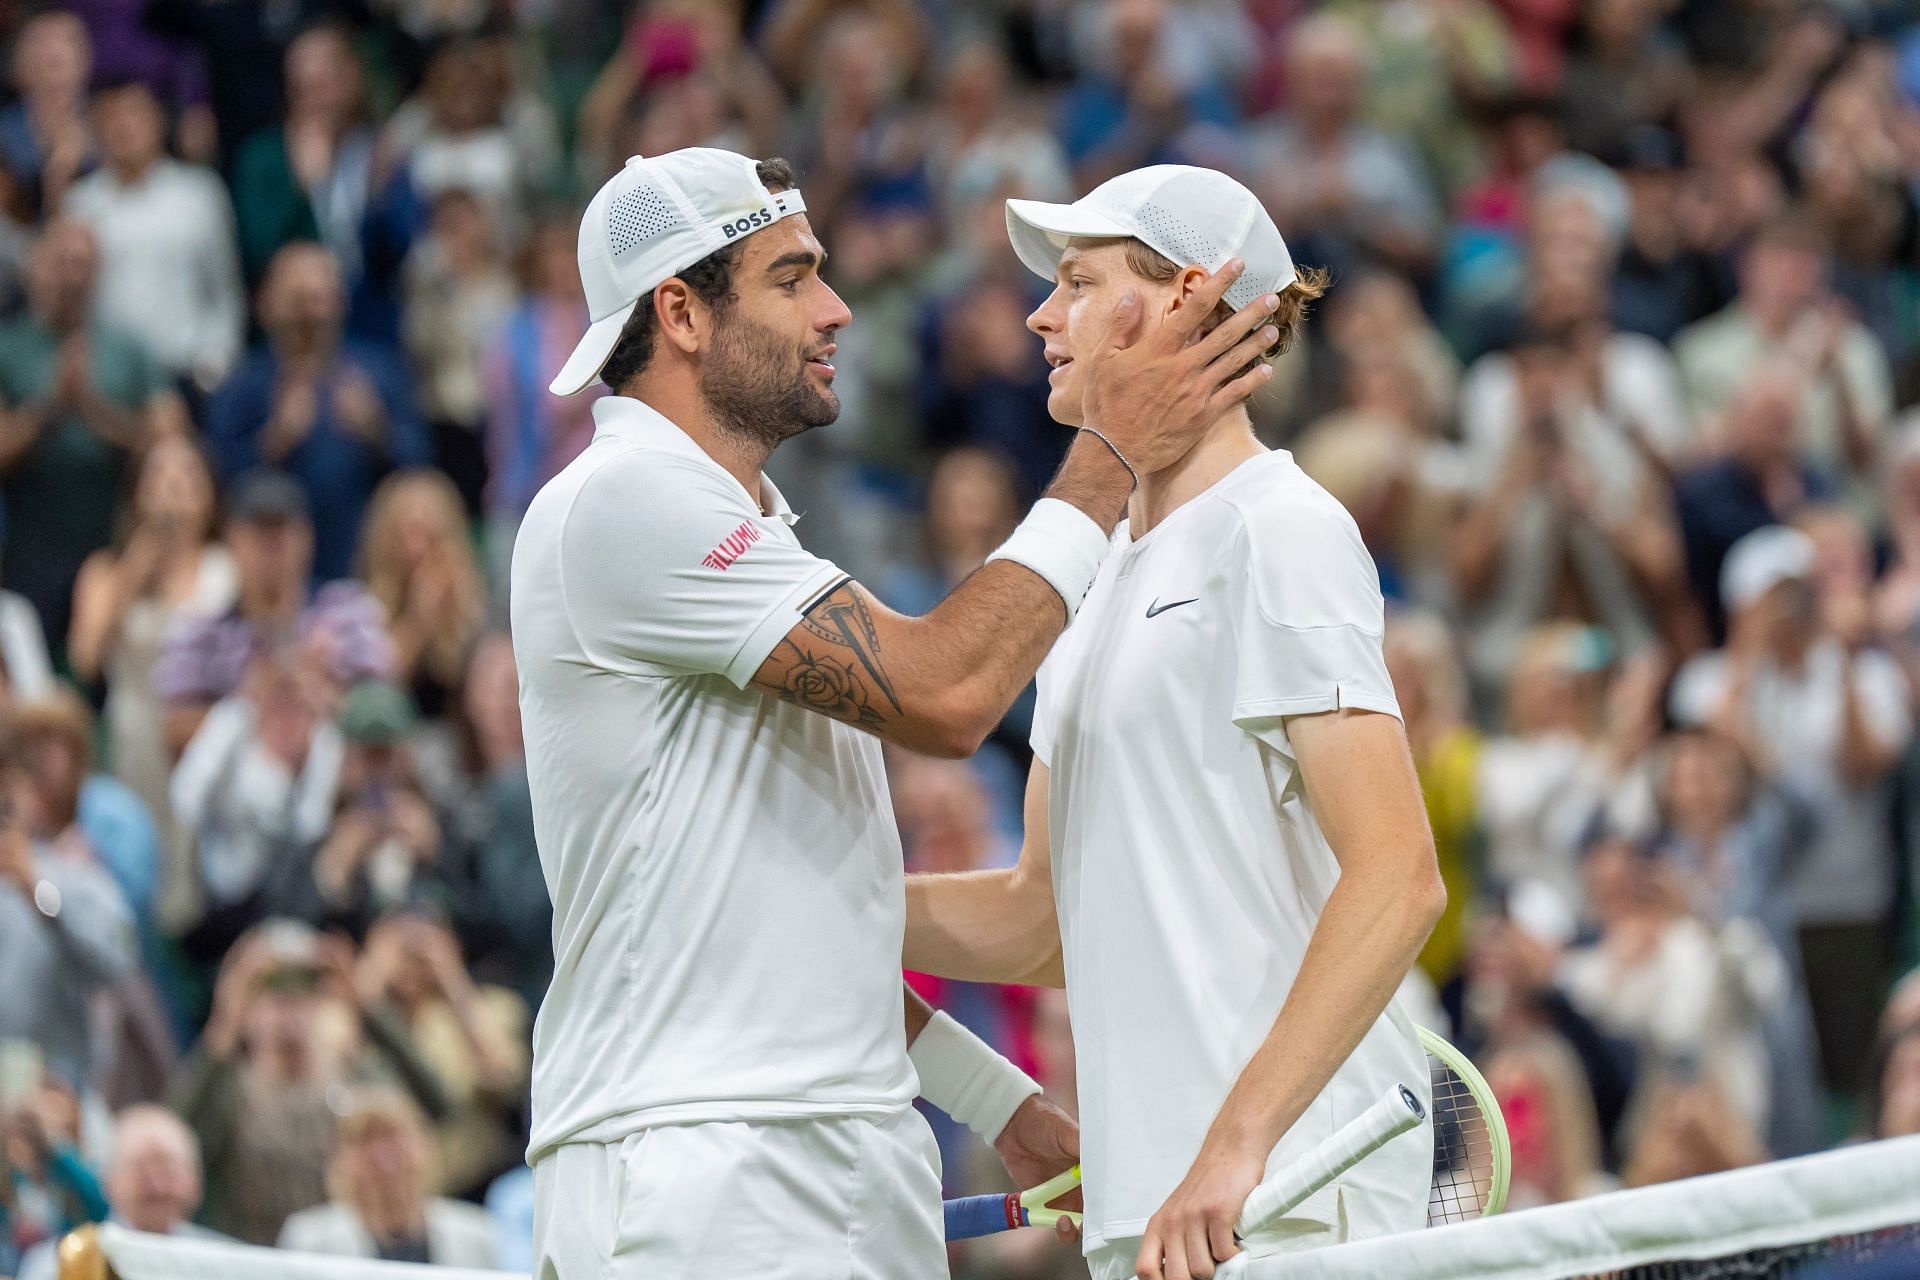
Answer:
[
  {"left": 1234, "top": 1084, "right": 1426, "bottom": 1239},
  {"left": 944, "top": 1193, "right": 1026, "bottom": 1240}
]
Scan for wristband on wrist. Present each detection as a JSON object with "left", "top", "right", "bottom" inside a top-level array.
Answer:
[
  {"left": 909, "top": 1010, "right": 1041, "bottom": 1146},
  {"left": 984, "top": 498, "right": 1112, "bottom": 623},
  {"left": 1078, "top": 426, "right": 1138, "bottom": 483}
]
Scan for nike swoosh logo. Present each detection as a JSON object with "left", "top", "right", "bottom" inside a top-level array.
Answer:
[{"left": 1145, "top": 597, "right": 1199, "bottom": 618}]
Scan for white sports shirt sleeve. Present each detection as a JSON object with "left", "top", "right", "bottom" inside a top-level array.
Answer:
[
  {"left": 561, "top": 450, "right": 847, "bottom": 688},
  {"left": 1229, "top": 496, "right": 1400, "bottom": 744}
]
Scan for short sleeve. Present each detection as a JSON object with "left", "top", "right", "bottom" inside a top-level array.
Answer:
[
  {"left": 1228, "top": 499, "right": 1400, "bottom": 751},
  {"left": 562, "top": 452, "right": 848, "bottom": 688}
]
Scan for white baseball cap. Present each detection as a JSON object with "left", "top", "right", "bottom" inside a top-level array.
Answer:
[
  {"left": 551, "top": 148, "right": 809, "bottom": 396},
  {"left": 1004, "top": 165, "right": 1294, "bottom": 313},
  {"left": 1720, "top": 524, "right": 1815, "bottom": 613}
]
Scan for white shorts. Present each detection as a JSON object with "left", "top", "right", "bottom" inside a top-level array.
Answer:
[{"left": 531, "top": 1109, "right": 946, "bottom": 1280}]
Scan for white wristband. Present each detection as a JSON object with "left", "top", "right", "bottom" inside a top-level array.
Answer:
[
  {"left": 984, "top": 497, "right": 1111, "bottom": 623},
  {"left": 909, "top": 1010, "right": 1041, "bottom": 1146}
]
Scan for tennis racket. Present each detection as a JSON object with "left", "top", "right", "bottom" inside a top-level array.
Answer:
[
  {"left": 945, "top": 1026, "right": 1508, "bottom": 1241},
  {"left": 944, "top": 1163, "right": 1083, "bottom": 1239},
  {"left": 1420, "top": 1025, "right": 1510, "bottom": 1224}
]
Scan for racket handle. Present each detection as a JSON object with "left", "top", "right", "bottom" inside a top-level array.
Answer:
[
  {"left": 1234, "top": 1084, "right": 1426, "bottom": 1239},
  {"left": 944, "top": 1193, "right": 1026, "bottom": 1240}
]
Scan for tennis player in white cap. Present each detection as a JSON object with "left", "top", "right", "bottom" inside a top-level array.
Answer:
[
  {"left": 510, "top": 149, "right": 1284, "bottom": 1279},
  {"left": 904, "top": 165, "right": 1448, "bottom": 1280}
]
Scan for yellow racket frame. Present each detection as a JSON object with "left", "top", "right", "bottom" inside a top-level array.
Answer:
[{"left": 1419, "top": 1025, "right": 1512, "bottom": 1217}]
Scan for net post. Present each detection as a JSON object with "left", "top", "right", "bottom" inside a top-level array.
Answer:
[{"left": 57, "top": 1223, "right": 111, "bottom": 1280}]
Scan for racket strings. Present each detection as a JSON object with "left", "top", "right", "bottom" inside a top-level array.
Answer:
[{"left": 1427, "top": 1053, "right": 1495, "bottom": 1226}]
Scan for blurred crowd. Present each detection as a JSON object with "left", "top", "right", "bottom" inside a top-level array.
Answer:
[{"left": 5, "top": 0, "right": 1920, "bottom": 1277}]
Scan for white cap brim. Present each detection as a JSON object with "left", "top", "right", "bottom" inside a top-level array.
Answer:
[
  {"left": 1005, "top": 198, "right": 1133, "bottom": 288},
  {"left": 549, "top": 299, "right": 638, "bottom": 396}
]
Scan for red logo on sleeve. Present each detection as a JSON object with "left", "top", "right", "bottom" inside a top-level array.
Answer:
[{"left": 701, "top": 520, "right": 763, "bottom": 571}]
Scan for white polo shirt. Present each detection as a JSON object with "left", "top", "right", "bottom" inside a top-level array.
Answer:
[
  {"left": 1034, "top": 450, "right": 1432, "bottom": 1250},
  {"left": 511, "top": 395, "right": 916, "bottom": 1163}
]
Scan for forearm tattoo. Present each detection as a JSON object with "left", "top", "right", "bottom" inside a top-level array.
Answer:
[{"left": 756, "top": 579, "right": 903, "bottom": 731}]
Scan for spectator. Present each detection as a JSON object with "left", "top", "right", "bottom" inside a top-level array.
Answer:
[
  {"left": 1054, "top": 0, "right": 1239, "bottom": 188},
  {"left": 1294, "top": 358, "right": 1459, "bottom": 605},
  {"left": 1670, "top": 524, "right": 1912, "bottom": 1099},
  {"left": 170, "top": 645, "right": 346, "bottom": 952},
  {"left": 360, "top": 470, "right": 486, "bottom": 720},
  {"left": 11, "top": 690, "right": 175, "bottom": 1103},
  {"left": 1383, "top": 611, "right": 1483, "bottom": 989},
  {"left": 0, "top": 218, "right": 178, "bottom": 650},
  {"left": 0, "top": 718, "right": 138, "bottom": 1082},
  {"left": 916, "top": 239, "right": 1060, "bottom": 502},
  {"left": 0, "top": 1060, "right": 108, "bottom": 1275},
  {"left": 575, "top": 1, "right": 783, "bottom": 180},
  {"left": 923, "top": 41, "right": 1071, "bottom": 234},
  {"left": 63, "top": 0, "right": 213, "bottom": 160},
  {"left": 169, "top": 920, "right": 453, "bottom": 1246},
  {"left": 444, "top": 633, "right": 549, "bottom": 1013},
  {"left": 0, "top": 12, "right": 95, "bottom": 213},
  {"left": 15, "top": 1104, "right": 225, "bottom": 1280},
  {"left": 205, "top": 242, "right": 427, "bottom": 584},
  {"left": 760, "top": 0, "right": 929, "bottom": 228},
  {"left": 1476, "top": 627, "right": 1665, "bottom": 910},
  {"left": 401, "top": 189, "right": 516, "bottom": 516},
  {"left": 1464, "top": 897, "right": 1639, "bottom": 1171},
  {"left": 1675, "top": 216, "right": 1892, "bottom": 500},
  {"left": 1675, "top": 370, "right": 1828, "bottom": 641},
  {"left": 64, "top": 78, "right": 244, "bottom": 392},
  {"left": 1482, "top": 1034, "right": 1612, "bottom": 1208},
  {"left": 481, "top": 213, "right": 601, "bottom": 565},
  {"left": 277, "top": 1084, "right": 494, "bottom": 1265},
  {"left": 1619, "top": 1075, "right": 1767, "bottom": 1188},
  {"left": 1648, "top": 727, "right": 1824, "bottom": 1156},
  {"left": 1560, "top": 838, "right": 1783, "bottom": 1137},
  {"left": 382, "top": 37, "right": 558, "bottom": 246},
  {"left": 261, "top": 679, "right": 451, "bottom": 938},
  {"left": 884, "top": 447, "right": 1021, "bottom": 617},
  {"left": 68, "top": 434, "right": 234, "bottom": 930},
  {"left": 1450, "top": 313, "right": 1688, "bottom": 695},
  {"left": 16, "top": 674, "right": 157, "bottom": 941},
  {"left": 229, "top": 25, "right": 379, "bottom": 287},
  {"left": 351, "top": 912, "right": 529, "bottom": 1197},
  {"left": 1328, "top": 0, "right": 1513, "bottom": 205},
  {"left": 1254, "top": 13, "right": 1441, "bottom": 281},
  {"left": 154, "top": 468, "right": 391, "bottom": 754},
  {"left": 1608, "top": 127, "right": 1737, "bottom": 345},
  {"left": 1558, "top": 0, "right": 1690, "bottom": 160}
]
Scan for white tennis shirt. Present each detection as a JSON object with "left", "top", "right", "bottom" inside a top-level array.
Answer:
[
  {"left": 1033, "top": 450, "right": 1432, "bottom": 1250},
  {"left": 511, "top": 396, "right": 916, "bottom": 1163}
]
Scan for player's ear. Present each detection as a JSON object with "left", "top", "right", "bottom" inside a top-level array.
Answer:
[
  {"left": 1171, "top": 265, "right": 1210, "bottom": 312},
  {"left": 654, "top": 279, "right": 702, "bottom": 356}
]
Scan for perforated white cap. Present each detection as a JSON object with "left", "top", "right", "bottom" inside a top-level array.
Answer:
[
  {"left": 551, "top": 148, "right": 808, "bottom": 396},
  {"left": 1005, "top": 165, "right": 1294, "bottom": 312}
]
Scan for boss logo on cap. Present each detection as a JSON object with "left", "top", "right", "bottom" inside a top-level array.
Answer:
[{"left": 721, "top": 208, "right": 775, "bottom": 239}]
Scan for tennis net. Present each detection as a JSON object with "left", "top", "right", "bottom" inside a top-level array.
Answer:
[
  {"left": 1230, "top": 1133, "right": 1920, "bottom": 1280},
  {"left": 64, "top": 1134, "right": 1920, "bottom": 1280}
]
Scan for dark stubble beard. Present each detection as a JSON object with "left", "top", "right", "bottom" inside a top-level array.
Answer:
[{"left": 699, "top": 308, "right": 840, "bottom": 453}]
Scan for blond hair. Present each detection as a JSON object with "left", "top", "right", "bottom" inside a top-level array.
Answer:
[
  {"left": 360, "top": 470, "right": 484, "bottom": 687},
  {"left": 1121, "top": 239, "right": 1329, "bottom": 362}
]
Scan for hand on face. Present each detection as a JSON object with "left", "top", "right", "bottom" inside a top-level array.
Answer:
[{"left": 1043, "top": 254, "right": 1280, "bottom": 475}]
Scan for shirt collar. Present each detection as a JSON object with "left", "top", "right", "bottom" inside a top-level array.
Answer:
[{"left": 591, "top": 395, "right": 800, "bottom": 526}]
